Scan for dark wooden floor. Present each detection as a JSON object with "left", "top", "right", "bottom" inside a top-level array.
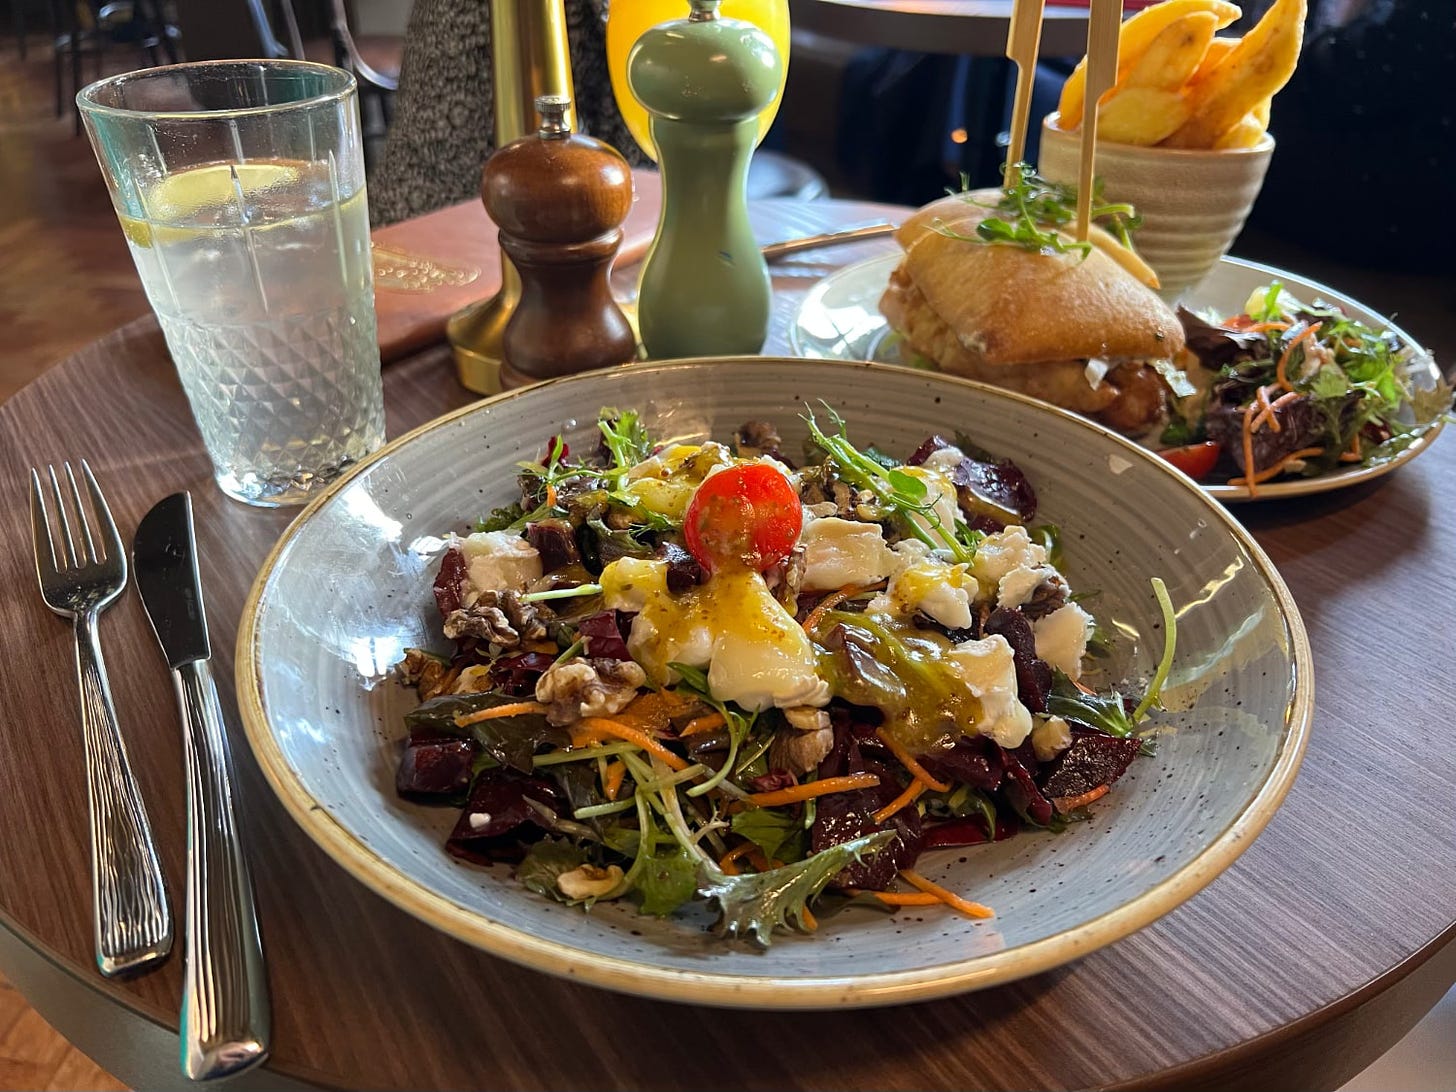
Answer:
[{"left": 0, "top": 40, "right": 151, "bottom": 402}]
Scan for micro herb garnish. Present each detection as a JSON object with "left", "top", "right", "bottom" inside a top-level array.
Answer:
[
  {"left": 667, "top": 661, "right": 757, "bottom": 799},
  {"left": 935, "top": 163, "right": 1142, "bottom": 259},
  {"left": 802, "top": 403, "right": 975, "bottom": 562}
]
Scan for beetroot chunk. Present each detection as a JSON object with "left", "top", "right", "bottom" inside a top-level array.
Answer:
[
  {"left": 984, "top": 608, "right": 1053, "bottom": 714},
  {"left": 1000, "top": 743, "right": 1054, "bottom": 827},
  {"left": 433, "top": 545, "right": 469, "bottom": 617},
  {"left": 918, "top": 734, "right": 1004, "bottom": 792},
  {"left": 1040, "top": 731, "right": 1143, "bottom": 802},
  {"left": 397, "top": 738, "right": 478, "bottom": 800},
  {"left": 446, "top": 768, "right": 564, "bottom": 864}
]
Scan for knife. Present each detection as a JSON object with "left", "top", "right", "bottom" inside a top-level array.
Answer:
[{"left": 133, "top": 493, "right": 271, "bottom": 1082}]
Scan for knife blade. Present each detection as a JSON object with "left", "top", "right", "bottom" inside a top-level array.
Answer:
[
  {"left": 133, "top": 493, "right": 210, "bottom": 667},
  {"left": 133, "top": 492, "right": 271, "bottom": 1082}
]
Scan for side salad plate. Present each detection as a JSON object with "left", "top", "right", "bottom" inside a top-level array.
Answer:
[
  {"left": 789, "top": 253, "right": 1448, "bottom": 502},
  {"left": 237, "top": 358, "right": 1311, "bottom": 1008}
]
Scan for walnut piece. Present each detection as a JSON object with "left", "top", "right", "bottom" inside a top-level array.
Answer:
[
  {"left": 398, "top": 648, "right": 450, "bottom": 700},
  {"left": 442, "top": 589, "right": 550, "bottom": 646},
  {"left": 768, "top": 724, "right": 834, "bottom": 777},
  {"left": 534, "top": 657, "right": 648, "bottom": 726}
]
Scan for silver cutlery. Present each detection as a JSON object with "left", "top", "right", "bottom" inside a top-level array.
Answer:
[
  {"left": 134, "top": 493, "right": 270, "bottom": 1082},
  {"left": 761, "top": 221, "right": 898, "bottom": 261},
  {"left": 28, "top": 461, "right": 173, "bottom": 977}
]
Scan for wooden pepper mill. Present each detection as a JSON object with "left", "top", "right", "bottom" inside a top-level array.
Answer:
[{"left": 480, "top": 94, "right": 638, "bottom": 388}]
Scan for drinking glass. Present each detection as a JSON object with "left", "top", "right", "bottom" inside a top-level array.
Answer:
[
  {"left": 606, "top": 0, "right": 791, "bottom": 161},
  {"left": 78, "top": 61, "right": 385, "bottom": 508}
]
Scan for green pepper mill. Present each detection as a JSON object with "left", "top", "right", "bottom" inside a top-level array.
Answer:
[{"left": 627, "top": 0, "right": 783, "bottom": 358}]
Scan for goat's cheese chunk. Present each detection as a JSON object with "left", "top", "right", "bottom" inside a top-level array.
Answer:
[
  {"left": 945, "top": 634, "right": 1033, "bottom": 748},
  {"left": 458, "top": 531, "right": 542, "bottom": 603},
  {"left": 800, "top": 516, "right": 896, "bottom": 592},
  {"left": 599, "top": 557, "right": 828, "bottom": 712},
  {"left": 920, "top": 443, "right": 966, "bottom": 477},
  {"left": 883, "top": 548, "right": 975, "bottom": 630},
  {"left": 997, "top": 563, "right": 1063, "bottom": 609},
  {"left": 970, "top": 526, "right": 1047, "bottom": 588},
  {"left": 1034, "top": 603, "right": 1093, "bottom": 680},
  {"left": 1031, "top": 715, "right": 1073, "bottom": 762}
]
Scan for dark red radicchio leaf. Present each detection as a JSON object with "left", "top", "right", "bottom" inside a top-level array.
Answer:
[
  {"left": 1176, "top": 306, "right": 1266, "bottom": 369},
  {"left": 949, "top": 456, "right": 1037, "bottom": 525},
  {"left": 746, "top": 770, "right": 797, "bottom": 794},
  {"left": 1040, "top": 729, "right": 1144, "bottom": 803},
  {"left": 575, "top": 610, "right": 632, "bottom": 660},
  {"left": 918, "top": 734, "right": 1004, "bottom": 792},
  {"left": 922, "top": 813, "right": 1019, "bottom": 849},
  {"left": 490, "top": 651, "right": 557, "bottom": 697},
  {"left": 983, "top": 608, "right": 1053, "bottom": 714},
  {"left": 1000, "top": 743, "right": 1054, "bottom": 828},
  {"left": 396, "top": 738, "right": 478, "bottom": 800},
  {"left": 433, "top": 545, "right": 469, "bottom": 617},
  {"left": 446, "top": 768, "right": 564, "bottom": 864},
  {"left": 811, "top": 716, "right": 922, "bottom": 889}
]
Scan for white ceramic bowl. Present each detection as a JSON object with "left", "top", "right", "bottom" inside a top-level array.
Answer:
[
  {"left": 237, "top": 358, "right": 1312, "bottom": 1008},
  {"left": 1039, "top": 111, "right": 1274, "bottom": 301}
]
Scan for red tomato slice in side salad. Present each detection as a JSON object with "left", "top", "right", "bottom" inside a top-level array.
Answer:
[
  {"left": 1159, "top": 441, "right": 1221, "bottom": 481},
  {"left": 684, "top": 462, "right": 802, "bottom": 573}
]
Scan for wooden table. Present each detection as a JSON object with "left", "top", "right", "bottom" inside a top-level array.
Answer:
[
  {"left": 1, "top": 197, "right": 1454, "bottom": 1091},
  {"left": 789, "top": 0, "right": 1091, "bottom": 57}
]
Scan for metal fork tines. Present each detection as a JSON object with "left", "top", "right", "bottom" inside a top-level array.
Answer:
[{"left": 29, "top": 461, "right": 173, "bottom": 976}]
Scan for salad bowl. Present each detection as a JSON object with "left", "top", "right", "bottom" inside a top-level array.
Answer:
[{"left": 236, "top": 358, "right": 1311, "bottom": 1008}]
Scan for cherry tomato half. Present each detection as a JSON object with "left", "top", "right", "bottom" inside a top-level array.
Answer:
[
  {"left": 683, "top": 463, "right": 802, "bottom": 574},
  {"left": 1159, "top": 441, "right": 1222, "bottom": 481}
]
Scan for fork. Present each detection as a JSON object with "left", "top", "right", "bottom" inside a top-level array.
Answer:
[{"left": 29, "top": 461, "right": 173, "bottom": 976}]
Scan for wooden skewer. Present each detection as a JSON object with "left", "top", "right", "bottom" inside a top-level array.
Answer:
[
  {"left": 1076, "top": 0, "right": 1123, "bottom": 241},
  {"left": 1003, "top": 0, "right": 1047, "bottom": 189}
]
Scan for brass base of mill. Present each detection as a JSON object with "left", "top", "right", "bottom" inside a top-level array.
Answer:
[{"left": 446, "top": 262, "right": 521, "bottom": 395}]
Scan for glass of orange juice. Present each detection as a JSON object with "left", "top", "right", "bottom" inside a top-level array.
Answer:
[{"left": 606, "top": 0, "right": 791, "bottom": 161}]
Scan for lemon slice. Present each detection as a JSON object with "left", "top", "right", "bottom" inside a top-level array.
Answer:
[{"left": 119, "top": 161, "right": 303, "bottom": 249}]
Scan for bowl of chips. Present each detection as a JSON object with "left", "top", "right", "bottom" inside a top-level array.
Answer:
[{"left": 1038, "top": 0, "right": 1304, "bottom": 298}]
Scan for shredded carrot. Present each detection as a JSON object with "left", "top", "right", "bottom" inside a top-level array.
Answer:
[
  {"left": 873, "top": 779, "right": 927, "bottom": 823},
  {"left": 680, "top": 712, "right": 726, "bottom": 737},
  {"left": 454, "top": 700, "right": 548, "bottom": 727},
  {"left": 800, "top": 907, "right": 819, "bottom": 932},
  {"left": 1275, "top": 323, "right": 1320, "bottom": 391},
  {"left": 1252, "top": 385, "right": 1280, "bottom": 433},
  {"left": 863, "top": 891, "right": 943, "bottom": 907},
  {"left": 747, "top": 773, "right": 880, "bottom": 807},
  {"left": 1244, "top": 320, "right": 1291, "bottom": 333},
  {"left": 1229, "top": 447, "right": 1325, "bottom": 487},
  {"left": 1239, "top": 400, "right": 1260, "bottom": 497},
  {"left": 573, "top": 717, "right": 689, "bottom": 771},
  {"left": 1053, "top": 784, "right": 1111, "bottom": 812},
  {"left": 545, "top": 483, "right": 558, "bottom": 507},
  {"left": 801, "top": 581, "right": 884, "bottom": 635},
  {"left": 616, "top": 692, "right": 671, "bottom": 733},
  {"left": 1339, "top": 432, "right": 1363, "bottom": 463},
  {"left": 899, "top": 869, "right": 995, "bottom": 920},
  {"left": 718, "top": 843, "right": 755, "bottom": 876},
  {"left": 1071, "top": 675, "right": 1098, "bottom": 696},
  {"left": 874, "top": 728, "right": 952, "bottom": 793},
  {"left": 602, "top": 759, "right": 627, "bottom": 801}
]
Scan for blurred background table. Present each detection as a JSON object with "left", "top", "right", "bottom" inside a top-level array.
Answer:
[
  {"left": 0, "top": 196, "right": 1454, "bottom": 1092},
  {"left": 790, "top": 0, "right": 1089, "bottom": 55}
]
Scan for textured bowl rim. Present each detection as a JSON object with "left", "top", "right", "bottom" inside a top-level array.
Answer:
[{"left": 235, "top": 357, "right": 1314, "bottom": 1009}]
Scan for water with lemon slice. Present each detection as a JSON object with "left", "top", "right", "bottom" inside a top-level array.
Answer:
[{"left": 120, "top": 158, "right": 384, "bottom": 506}]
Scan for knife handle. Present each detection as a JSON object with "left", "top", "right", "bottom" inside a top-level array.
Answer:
[
  {"left": 74, "top": 611, "right": 173, "bottom": 976},
  {"left": 174, "top": 659, "right": 271, "bottom": 1082}
]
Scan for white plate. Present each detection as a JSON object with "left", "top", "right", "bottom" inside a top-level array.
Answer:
[{"left": 787, "top": 253, "right": 1447, "bottom": 502}]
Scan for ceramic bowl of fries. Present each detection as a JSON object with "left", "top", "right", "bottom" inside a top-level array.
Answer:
[
  {"left": 1038, "top": 0, "right": 1305, "bottom": 298},
  {"left": 1039, "top": 115, "right": 1273, "bottom": 299}
]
